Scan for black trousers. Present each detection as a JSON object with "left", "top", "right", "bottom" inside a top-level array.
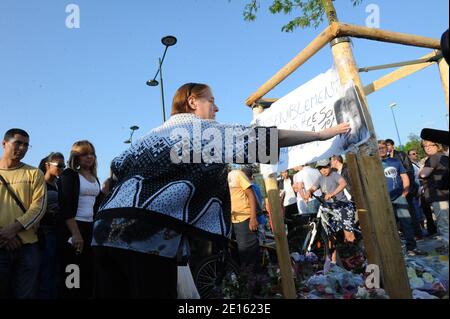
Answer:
[
  {"left": 284, "top": 203, "right": 299, "bottom": 233},
  {"left": 421, "top": 195, "right": 438, "bottom": 235},
  {"left": 58, "top": 221, "right": 93, "bottom": 299},
  {"left": 93, "top": 246, "right": 177, "bottom": 299},
  {"left": 232, "top": 219, "right": 261, "bottom": 271}
]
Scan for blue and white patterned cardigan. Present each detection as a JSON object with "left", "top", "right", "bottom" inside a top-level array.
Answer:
[{"left": 92, "top": 113, "right": 276, "bottom": 258}]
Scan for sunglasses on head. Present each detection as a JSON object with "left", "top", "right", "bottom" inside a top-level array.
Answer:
[
  {"left": 48, "top": 162, "right": 66, "bottom": 169},
  {"left": 187, "top": 83, "right": 198, "bottom": 98}
]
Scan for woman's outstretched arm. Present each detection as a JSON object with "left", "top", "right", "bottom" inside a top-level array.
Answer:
[{"left": 278, "top": 123, "right": 350, "bottom": 148}]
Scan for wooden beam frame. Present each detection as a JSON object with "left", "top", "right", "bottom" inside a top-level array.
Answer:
[
  {"left": 245, "top": 22, "right": 441, "bottom": 107},
  {"left": 245, "top": 16, "right": 445, "bottom": 299},
  {"left": 336, "top": 22, "right": 441, "bottom": 49},
  {"left": 364, "top": 51, "right": 439, "bottom": 96}
]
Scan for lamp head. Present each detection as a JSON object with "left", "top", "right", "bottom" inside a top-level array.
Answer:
[
  {"left": 130, "top": 125, "right": 139, "bottom": 131},
  {"left": 124, "top": 139, "right": 131, "bottom": 144},
  {"left": 147, "top": 79, "right": 159, "bottom": 86},
  {"left": 389, "top": 102, "right": 397, "bottom": 108},
  {"left": 161, "top": 35, "right": 177, "bottom": 47}
]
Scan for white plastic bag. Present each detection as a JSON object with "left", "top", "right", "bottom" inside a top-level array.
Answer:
[{"left": 177, "top": 265, "right": 200, "bottom": 299}]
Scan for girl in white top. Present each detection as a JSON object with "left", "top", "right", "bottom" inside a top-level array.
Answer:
[{"left": 58, "top": 140, "right": 102, "bottom": 299}]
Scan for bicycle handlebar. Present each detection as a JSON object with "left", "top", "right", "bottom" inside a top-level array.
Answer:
[{"left": 311, "top": 193, "right": 335, "bottom": 208}]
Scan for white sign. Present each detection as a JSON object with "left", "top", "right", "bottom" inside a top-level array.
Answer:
[{"left": 254, "top": 68, "right": 369, "bottom": 175}]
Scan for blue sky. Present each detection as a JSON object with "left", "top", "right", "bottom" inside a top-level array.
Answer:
[{"left": 0, "top": 0, "right": 448, "bottom": 181}]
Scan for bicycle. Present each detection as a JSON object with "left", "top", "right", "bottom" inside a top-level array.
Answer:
[
  {"left": 300, "top": 194, "right": 361, "bottom": 265},
  {"left": 192, "top": 238, "right": 279, "bottom": 299}
]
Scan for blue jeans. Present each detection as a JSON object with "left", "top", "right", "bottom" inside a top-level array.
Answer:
[
  {"left": 432, "top": 201, "right": 449, "bottom": 246},
  {"left": 0, "top": 243, "right": 41, "bottom": 299},
  {"left": 38, "top": 228, "right": 58, "bottom": 299},
  {"left": 392, "top": 196, "right": 417, "bottom": 250},
  {"left": 412, "top": 197, "right": 425, "bottom": 224}
]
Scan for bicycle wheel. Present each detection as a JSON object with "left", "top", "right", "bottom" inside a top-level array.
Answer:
[
  {"left": 193, "top": 255, "right": 240, "bottom": 299},
  {"left": 302, "top": 228, "right": 329, "bottom": 264}
]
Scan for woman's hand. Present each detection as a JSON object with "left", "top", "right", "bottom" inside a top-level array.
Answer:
[
  {"left": 319, "top": 123, "right": 351, "bottom": 140},
  {"left": 71, "top": 233, "right": 84, "bottom": 254}
]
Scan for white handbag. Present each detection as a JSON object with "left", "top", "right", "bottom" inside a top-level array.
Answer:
[{"left": 177, "top": 265, "right": 200, "bottom": 299}]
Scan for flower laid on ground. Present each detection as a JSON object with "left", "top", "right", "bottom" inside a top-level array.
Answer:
[{"left": 222, "top": 264, "right": 283, "bottom": 299}]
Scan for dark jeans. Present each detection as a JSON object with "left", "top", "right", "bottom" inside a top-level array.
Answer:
[
  {"left": 0, "top": 243, "right": 41, "bottom": 299},
  {"left": 232, "top": 219, "right": 260, "bottom": 270},
  {"left": 392, "top": 196, "right": 417, "bottom": 250},
  {"left": 93, "top": 246, "right": 177, "bottom": 299},
  {"left": 406, "top": 193, "right": 424, "bottom": 238},
  {"left": 37, "top": 227, "right": 58, "bottom": 299}
]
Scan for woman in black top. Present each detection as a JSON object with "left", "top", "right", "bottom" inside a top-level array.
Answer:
[{"left": 37, "top": 152, "right": 65, "bottom": 299}]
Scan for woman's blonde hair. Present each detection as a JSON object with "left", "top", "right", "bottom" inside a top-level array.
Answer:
[
  {"left": 171, "top": 83, "right": 210, "bottom": 116},
  {"left": 67, "top": 140, "right": 97, "bottom": 176}
]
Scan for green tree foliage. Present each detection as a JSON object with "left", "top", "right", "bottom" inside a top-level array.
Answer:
[{"left": 243, "top": 0, "right": 362, "bottom": 32}]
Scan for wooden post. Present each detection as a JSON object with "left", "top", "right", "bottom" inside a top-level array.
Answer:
[
  {"left": 345, "top": 154, "right": 380, "bottom": 267},
  {"left": 436, "top": 50, "right": 449, "bottom": 112},
  {"left": 324, "top": 0, "right": 412, "bottom": 299},
  {"left": 252, "top": 105, "right": 297, "bottom": 299}
]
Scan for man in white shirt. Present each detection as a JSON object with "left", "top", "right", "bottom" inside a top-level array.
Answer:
[
  {"left": 279, "top": 171, "right": 299, "bottom": 226},
  {"left": 292, "top": 165, "right": 322, "bottom": 215}
]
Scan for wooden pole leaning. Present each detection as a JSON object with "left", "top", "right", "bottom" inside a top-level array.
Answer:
[
  {"left": 335, "top": 22, "right": 441, "bottom": 49},
  {"left": 245, "top": 24, "right": 338, "bottom": 107},
  {"left": 436, "top": 50, "right": 449, "bottom": 112},
  {"left": 364, "top": 51, "right": 440, "bottom": 96},
  {"left": 252, "top": 105, "right": 297, "bottom": 299}
]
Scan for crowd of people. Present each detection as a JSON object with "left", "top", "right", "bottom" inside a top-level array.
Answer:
[
  {"left": 0, "top": 84, "right": 448, "bottom": 299},
  {"left": 229, "top": 139, "right": 449, "bottom": 270}
]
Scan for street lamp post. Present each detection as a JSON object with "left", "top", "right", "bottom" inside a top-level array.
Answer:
[
  {"left": 147, "top": 35, "right": 177, "bottom": 123},
  {"left": 389, "top": 102, "right": 403, "bottom": 150},
  {"left": 124, "top": 125, "right": 139, "bottom": 145}
]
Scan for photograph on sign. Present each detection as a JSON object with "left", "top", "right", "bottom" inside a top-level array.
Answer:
[{"left": 333, "top": 84, "right": 370, "bottom": 151}]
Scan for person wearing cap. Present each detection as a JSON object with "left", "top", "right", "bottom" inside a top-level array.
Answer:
[{"left": 306, "top": 158, "right": 357, "bottom": 258}]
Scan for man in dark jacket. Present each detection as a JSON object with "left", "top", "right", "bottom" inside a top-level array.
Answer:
[{"left": 386, "top": 139, "right": 423, "bottom": 238}]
